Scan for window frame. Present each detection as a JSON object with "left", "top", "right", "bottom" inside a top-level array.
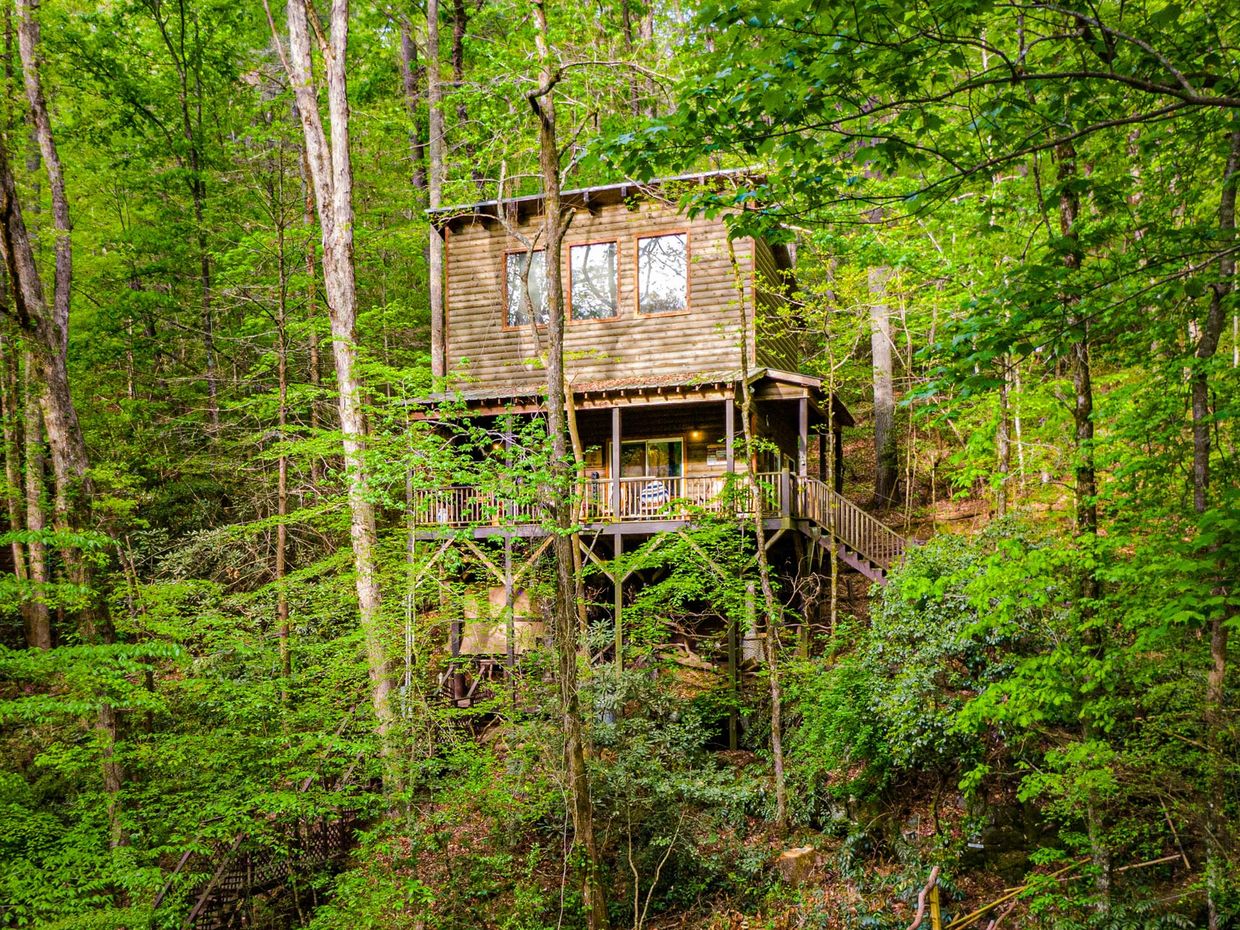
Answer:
[
  {"left": 567, "top": 238, "right": 622, "bottom": 324},
  {"left": 634, "top": 230, "right": 691, "bottom": 317},
  {"left": 502, "top": 247, "right": 549, "bottom": 330}
]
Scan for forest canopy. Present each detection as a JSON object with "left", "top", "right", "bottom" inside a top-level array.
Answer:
[{"left": 0, "top": 0, "right": 1236, "bottom": 928}]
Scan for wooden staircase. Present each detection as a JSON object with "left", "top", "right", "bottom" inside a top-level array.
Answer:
[
  {"left": 179, "top": 816, "right": 356, "bottom": 929},
  {"left": 792, "top": 476, "right": 907, "bottom": 584}
]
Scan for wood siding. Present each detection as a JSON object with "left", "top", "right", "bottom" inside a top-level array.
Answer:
[
  {"left": 753, "top": 238, "right": 799, "bottom": 371},
  {"left": 444, "top": 199, "right": 765, "bottom": 390}
]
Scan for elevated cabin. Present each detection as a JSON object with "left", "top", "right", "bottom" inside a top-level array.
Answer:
[{"left": 413, "top": 172, "right": 905, "bottom": 705}]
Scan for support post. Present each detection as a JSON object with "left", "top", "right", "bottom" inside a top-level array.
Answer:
[
  {"left": 818, "top": 424, "right": 827, "bottom": 482},
  {"left": 614, "top": 533, "right": 623, "bottom": 669},
  {"left": 728, "top": 603, "right": 739, "bottom": 750},
  {"left": 504, "top": 534, "right": 514, "bottom": 669},
  {"left": 504, "top": 424, "right": 515, "bottom": 669},
  {"left": 797, "top": 396, "right": 808, "bottom": 478},
  {"left": 834, "top": 426, "right": 845, "bottom": 494},
  {"left": 780, "top": 466, "right": 791, "bottom": 518},
  {"left": 724, "top": 394, "right": 735, "bottom": 474},
  {"left": 611, "top": 405, "right": 621, "bottom": 518}
]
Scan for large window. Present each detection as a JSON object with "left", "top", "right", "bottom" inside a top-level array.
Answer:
[
  {"left": 505, "top": 251, "right": 548, "bottom": 326},
  {"left": 637, "top": 233, "right": 688, "bottom": 314},
  {"left": 570, "top": 241, "right": 618, "bottom": 320}
]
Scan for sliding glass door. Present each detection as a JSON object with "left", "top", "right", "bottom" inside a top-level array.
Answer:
[{"left": 619, "top": 439, "right": 682, "bottom": 477}]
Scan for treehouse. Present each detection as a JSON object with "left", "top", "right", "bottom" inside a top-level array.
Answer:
[{"left": 412, "top": 170, "right": 906, "bottom": 709}]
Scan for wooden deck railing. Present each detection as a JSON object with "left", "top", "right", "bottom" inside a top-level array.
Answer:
[
  {"left": 795, "top": 476, "right": 906, "bottom": 569},
  {"left": 412, "top": 472, "right": 783, "bottom": 527},
  {"left": 411, "top": 471, "right": 905, "bottom": 570}
]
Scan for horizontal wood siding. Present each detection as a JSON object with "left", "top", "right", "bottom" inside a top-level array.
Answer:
[
  {"left": 753, "top": 237, "right": 798, "bottom": 371},
  {"left": 444, "top": 200, "right": 753, "bottom": 390}
]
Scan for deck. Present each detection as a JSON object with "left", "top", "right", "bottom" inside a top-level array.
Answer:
[{"left": 411, "top": 472, "right": 906, "bottom": 581}]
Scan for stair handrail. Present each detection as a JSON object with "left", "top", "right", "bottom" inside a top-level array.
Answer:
[
  {"left": 794, "top": 477, "right": 907, "bottom": 569},
  {"left": 152, "top": 705, "right": 363, "bottom": 927}
]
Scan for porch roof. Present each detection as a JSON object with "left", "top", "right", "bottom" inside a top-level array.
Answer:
[{"left": 409, "top": 368, "right": 855, "bottom": 426}]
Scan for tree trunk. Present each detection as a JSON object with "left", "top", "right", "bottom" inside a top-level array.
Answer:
[
  {"left": 1197, "top": 125, "right": 1239, "bottom": 930},
  {"left": 1057, "top": 142, "right": 1098, "bottom": 541},
  {"left": 996, "top": 359, "right": 1011, "bottom": 517},
  {"left": 276, "top": 208, "right": 292, "bottom": 696},
  {"left": 727, "top": 237, "right": 789, "bottom": 827},
  {"left": 427, "top": 0, "right": 446, "bottom": 378},
  {"left": 21, "top": 359, "right": 49, "bottom": 650},
  {"left": 5, "top": 0, "right": 123, "bottom": 849},
  {"left": 1056, "top": 138, "right": 1110, "bottom": 909},
  {"left": 299, "top": 145, "right": 324, "bottom": 487},
  {"left": 869, "top": 266, "right": 897, "bottom": 505},
  {"left": 0, "top": 330, "right": 29, "bottom": 595},
  {"left": 528, "top": 4, "right": 608, "bottom": 924},
  {"left": 271, "top": 0, "right": 394, "bottom": 743},
  {"left": 398, "top": 17, "right": 428, "bottom": 192}
]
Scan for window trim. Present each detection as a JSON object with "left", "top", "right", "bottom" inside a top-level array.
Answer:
[
  {"left": 501, "top": 247, "right": 549, "bottom": 331},
  {"left": 567, "top": 238, "right": 622, "bottom": 324},
  {"left": 634, "top": 230, "right": 692, "bottom": 317}
]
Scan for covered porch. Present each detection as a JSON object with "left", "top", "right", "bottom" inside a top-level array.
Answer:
[{"left": 408, "top": 368, "right": 854, "bottom": 532}]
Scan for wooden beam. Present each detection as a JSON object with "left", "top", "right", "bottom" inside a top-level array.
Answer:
[
  {"left": 504, "top": 534, "right": 515, "bottom": 668},
  {"left": 461, "top": 537, "right": 505, "bottom": 585},
  {"left": 412, "top": 537, "right": 456, "bottom": 587},
  {"left": 611, "top": 406, "right": 621, "bottom": 519},
  {"left": 834, "top": 428, "right": 845, "bottom": 493},
  {"left": 798, "top": 396, "right": 808, "bottom": 478},
  {"left": 513, "top": 536, "right": 554, "bottom": 586},
  {"left": 614, "top": 533, "right": 624, "bottom": 670},
  {"left": 725, "top": 394, "right": 735, "bottom": 474}
]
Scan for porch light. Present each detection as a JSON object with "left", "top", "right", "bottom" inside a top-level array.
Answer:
[{"left": 688, "top": 429, "right": 705, "bottom": 441}]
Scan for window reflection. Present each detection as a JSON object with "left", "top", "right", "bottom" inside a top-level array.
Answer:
[
  {"left": 570, "top": 242, "right": 618, "bottom": 320},
  {"left": 637, "top": 233, "right": 687, "bottom": 314},
  {"left": 506, "top": 251, "right": 548, "bottom": 326}
]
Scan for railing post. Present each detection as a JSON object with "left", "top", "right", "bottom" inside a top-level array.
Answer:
[
  {"left": 780, "top": 468, "right": 791, "bottom": 518},
  {"left": 611, "top": 406, "right": 621, "bottom": 519}
]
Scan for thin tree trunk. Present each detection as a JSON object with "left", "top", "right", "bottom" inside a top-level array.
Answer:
[
  {"left": 0, "top": 330, "right": 28, "bottom": 590},
  {"left": 299, "top": 145, "right": 324, "bottom": 486},
  {"left": 869, "top": 266, "right": 897, "bottom": 505},
  {"left": 21, "top": 359, "right": 49, "bottom": 649},
  {"left": 427, "top": 0, "right": 446, "bottom": 378},
  {"left": 528, "top": 4, "right": 608, "bottom": 924},
  {"left": 1056, "top": 138, "right": 1109, "bottom": 909},
  {"left": 398, "top": 18, "right": 428, "bottom": 192},
  {"left": 727, "top": 237, "right": 788, "bottom": 827},
  {"left": 1197, "top": 124, "right": 1239, "bottom": 930},
  {"left": 1057, "top": 143, "right": 1098, "bottom": 542},
  {"left": 6, "top": 0, "right": 122, "bottom": 850},
  {"left": 276, "top": 204, "right": 292, "bottom": 695},
  {"left": 996, "top": 359, "right": 1011, "bottom": 517},
  {"left": 268, "top": 0, "right": 394, "bottom": 744}
]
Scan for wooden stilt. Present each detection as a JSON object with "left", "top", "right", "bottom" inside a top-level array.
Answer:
[
  {"left": 728, "top": 600, "right": 739, "bottom": 750},
  {"left": 797, "top": 396, "right": 808, "bottom": 478},
  {"left": 504, "top": 534, "right": 514, "bottom": 668},
  {"left": 614, "top": 533, "right": 624, "bottom": 669}
]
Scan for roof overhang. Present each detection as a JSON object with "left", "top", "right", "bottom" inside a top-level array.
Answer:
[
  {"left": 428, "top": 168, "right": 765, "bottom": 232},
  {"left": 409, "top": 368, "right": 855, "bottom": 426}
]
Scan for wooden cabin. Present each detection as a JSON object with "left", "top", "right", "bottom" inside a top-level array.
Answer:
[{"left": 413, "top": 171, "right": 905, "bottom": 706}]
